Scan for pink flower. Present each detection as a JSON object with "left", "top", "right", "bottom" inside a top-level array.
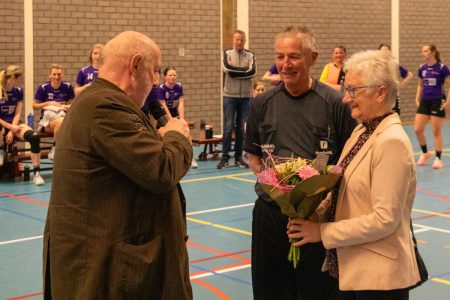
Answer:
[
  {"left": 298, "top": 166, "right": 319, "bottom": 180},
  {"left": 257, "top": 168, "right": 279, "bottom": 186},
  {"left": 330, "top": 165, "right": 342, "bottom": 174}
]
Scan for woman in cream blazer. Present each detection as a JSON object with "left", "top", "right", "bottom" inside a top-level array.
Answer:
[{"left": 288, "top": 50, "right": 420, "bottom": 299}]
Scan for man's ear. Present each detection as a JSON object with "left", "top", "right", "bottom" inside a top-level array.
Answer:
[
  {"left": 129, "top": 54, "right": 143, "bottom": 76},
  {"left": 311, "top": 51, "right": 318, "bottom": 65}
]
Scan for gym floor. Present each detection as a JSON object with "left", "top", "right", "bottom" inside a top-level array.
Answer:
[{"left": 1, "top": 122, "right": 449, "bottom": 299}]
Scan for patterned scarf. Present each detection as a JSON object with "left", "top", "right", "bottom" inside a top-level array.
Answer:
[{"left": 327, "top": 112, "right": 392, "bottom": 278}]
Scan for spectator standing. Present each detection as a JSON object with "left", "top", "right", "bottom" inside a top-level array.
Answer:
[{"left": 218, "top": 30, "right": 256, "bottom": 169}]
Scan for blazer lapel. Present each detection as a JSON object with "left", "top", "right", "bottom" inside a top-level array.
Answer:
[{"left": 337, "top": 114, "right": 401, "bottom": 201}]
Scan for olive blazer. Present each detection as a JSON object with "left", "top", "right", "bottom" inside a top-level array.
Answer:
[{"left": 43, "top": 78, "right": 193, "bottom": 299}]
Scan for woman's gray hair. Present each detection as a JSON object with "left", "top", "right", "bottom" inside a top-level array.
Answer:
[{"left": 344, "top": 50, "right": 399, "bottom": 106}]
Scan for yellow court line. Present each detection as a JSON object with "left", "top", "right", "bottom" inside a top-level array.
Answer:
[
  {"left": 187, "top": 217, "right": 252, "bottom": 236},
  {"left": 413, "top": 208, "right": 450, "bottom": 219},
  {"left": 226, "top": 176, "right": 256, "bottom": 183},
  {"left": 181, "top": 172, "right": 253, "bottom": 183},
  {"left": 432, "top": 277, "right": 450, "bottom": 285}
]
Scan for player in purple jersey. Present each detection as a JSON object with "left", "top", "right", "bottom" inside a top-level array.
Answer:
[
  {"left": 158, "top": 67, "right": 185, "bottom": 119},
  {"left": 378, "top": 44, "right": 413, "bottom": 114},
  {"left": 414, "top": 44, "right": 450, "bottom": 169},
  {"left": 74, "top": 43, "right": 104, "bottom": 97},
  {"left": 158, "top": 67, "right": 198, "bottom": 168},
  {"left": 142, "top": 67, "right": 161, "bottom": 116},
  {"left": 0, "top": 66, "right": 45, "bottom": 185},
  {"left": 262, "top": 64, "right": 281, "bottom": 86},
  {"left": 33, "top": 64, "right": 75, "bottom": 159}
]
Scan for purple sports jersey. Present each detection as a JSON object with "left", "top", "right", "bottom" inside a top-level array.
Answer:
[
  {"left": 418, "top": 63, "right": 450, "bottom": 100},
  {"left": 76, "top": 65, "right": 99, "bottom": 86},
  {"left": 0, "top": 87, "right": 23, "bottom": 123},
  {"left": 268, "top": 64, "right": 278, "bottom": 74},
  {"left": 34, "top": 81, "right": 75, "bottom": 104},
  {"left": 157, "top": 83, "right": 184, "bottom": 117},
  {"left": 142, "top": 85, "right": 159, "bottom": 115},
  {"left": 399, "top": 65, "right": 408, "bottom": 79}
]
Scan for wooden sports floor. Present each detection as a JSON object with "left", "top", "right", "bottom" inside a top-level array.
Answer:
[{"left": 1, "top": 123, "right": 449, "bottom": 300}]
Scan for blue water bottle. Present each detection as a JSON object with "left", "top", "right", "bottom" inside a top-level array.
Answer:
[{"left": 27, "top": 113, "right": 34, "bottom": 130}]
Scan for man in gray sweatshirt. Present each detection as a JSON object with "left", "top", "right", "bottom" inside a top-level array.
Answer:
[{"left": 218, "top": 29, "right": 256, "bottom": 169}]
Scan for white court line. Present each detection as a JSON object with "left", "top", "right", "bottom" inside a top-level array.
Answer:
[
  {"left": 187, "top": 203, "right": 254, "bottom": 216},
  {"left": 0, "top": 235, "right": 43, "bottom": 245},
  {"left": 2, "top": 209, "right": 449, "bottom": 246},
  {"left": 413, "top": 224, "right": 450, "bottom": 234},
  {"left": 190, "top": 264, "right": 251, "bottom": 280}
]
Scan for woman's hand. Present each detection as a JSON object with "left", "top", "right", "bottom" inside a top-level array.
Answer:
[
  {"left": 287, "top": 218, "right": 322, "bottom": 247},
  {"left": 6, "top": 130, "right": 15, "bottom": 144}
]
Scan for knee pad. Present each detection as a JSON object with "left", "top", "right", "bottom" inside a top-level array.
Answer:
[{"left": 23, "top": 130, "right": 41, "bottom": 153}]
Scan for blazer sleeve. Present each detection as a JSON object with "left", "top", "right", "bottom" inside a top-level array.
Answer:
[
  {"left": 91, "top": 101, "right": 193, "bottom": 193},
  {"left": 321, "top": 132, "right": 415, "bottom": 248}
]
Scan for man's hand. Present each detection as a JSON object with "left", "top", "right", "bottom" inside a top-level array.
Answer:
[{"left": 158, "top": 118, "right": 191, "bottom": 141}]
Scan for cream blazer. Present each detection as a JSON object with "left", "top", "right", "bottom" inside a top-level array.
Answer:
[{"left": 321, "top": 113, "right": 420, "bottom": 291}]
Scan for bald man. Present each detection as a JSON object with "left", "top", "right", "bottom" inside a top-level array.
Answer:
[{"left": 43, "top": 31, "right": 193, "bottom": 299}]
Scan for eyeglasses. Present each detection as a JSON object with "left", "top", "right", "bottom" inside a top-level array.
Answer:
[{"left": 340, "top": 85, "right": 375, "bottom": 99}]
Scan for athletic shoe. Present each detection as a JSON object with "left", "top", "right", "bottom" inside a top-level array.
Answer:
[
  {"left": 217, "top": 159, "right": 229, "bottom": 169},
  {"left": 0, "top": 149, "right": 4, "bottom": 167},
  {"left": 48, "top": 147, "right": 55, "bottom": 160},
  {"left": 235, "top": 157, "right": 249, "bottom": 168},
  {"left": 417, "top": 152, "right": 432, "bottom": 166},
  {"left": 33, "top": 173, "right": 45, "bottom": 186},
  {"left": 191, "top": 159, "right": 198, "bottom": 169},
  {"left": 432, "top": 158, "right": 443, "bottom": 169}
]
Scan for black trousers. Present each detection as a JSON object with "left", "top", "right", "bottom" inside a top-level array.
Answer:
[
  {"left": 251, "top": 198, "right": 338, "bottom": 300},
  {"left": 338, "top": 288, "right": 409, "bottom": 300}
]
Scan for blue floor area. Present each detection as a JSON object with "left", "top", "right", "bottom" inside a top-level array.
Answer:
[{"left": 0, "top": 122, "right": 449, "bottom": 299}]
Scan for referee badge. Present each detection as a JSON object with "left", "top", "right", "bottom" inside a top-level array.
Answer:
[{"left": 320, "top": 140, "right": 328, "bottom": 150}]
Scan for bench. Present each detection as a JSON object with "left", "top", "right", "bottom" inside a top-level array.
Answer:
[
  {"left": 192, "top": 137, "right": 222, "bottom": 160},
  {"left": 3, "top": 132, "right": 54, "bottom": 179}
]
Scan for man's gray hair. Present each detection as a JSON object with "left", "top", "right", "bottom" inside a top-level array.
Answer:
[
  {"left": 276, "top": 25, "right": 317, "bottom": 53},
  {"left": 344, "top": 50, "right": 399, "bottom": 106}
]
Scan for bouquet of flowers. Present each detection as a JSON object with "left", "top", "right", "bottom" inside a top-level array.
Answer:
[{"left": 257, "top": 153, "right": 342, "bottom": 268}]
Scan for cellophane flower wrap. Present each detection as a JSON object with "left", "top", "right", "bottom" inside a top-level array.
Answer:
[{"left": 257, "top": 153, "right": 342, "bottom": 268}]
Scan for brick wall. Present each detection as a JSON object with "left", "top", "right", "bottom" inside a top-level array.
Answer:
[
  {"left": 1, "top": 0, "right": 449, "bottom": 130},
  {"left": 31, "top": 0, "right": 221, "bottom": 132},
  {"left": 400, "top": 0, "right": 450, "bottom": 121},
  {"left": 0, "top": 0, "right": 24, "bottom": 70},
  {"left": 249, "top": 0, "right": 450, "bottom": 122},
  {"left": 249, "top": 0, "right": 390, "bottom": 112}
]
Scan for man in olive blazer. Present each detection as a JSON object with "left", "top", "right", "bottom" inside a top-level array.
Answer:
[{"left": 43, "top": 31, "right": 193, "bottom": 299}]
